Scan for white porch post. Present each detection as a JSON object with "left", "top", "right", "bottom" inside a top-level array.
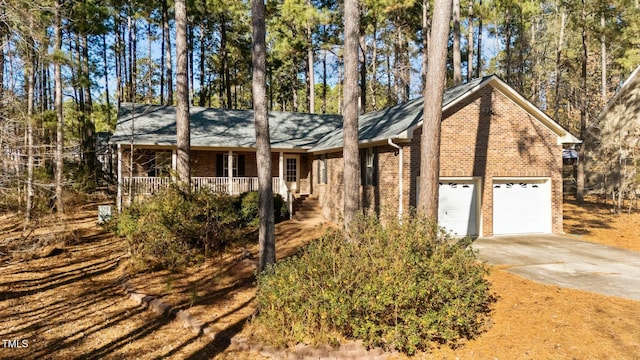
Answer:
[
  {"left": 171, "top": 148, "right": 177, "bottom": 179},
  {"left": 117, "top": 144, "right": 123, "bottom": 213},
  {"left": 228, "top": 150, "right": 234, "bottom": 194},
  {"left": 278, "top": 152, "right": 285, "bottom": 196}
]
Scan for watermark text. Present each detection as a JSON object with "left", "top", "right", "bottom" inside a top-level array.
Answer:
[{"left": 2, "top": 339, "right": 28, "bottom": 349}]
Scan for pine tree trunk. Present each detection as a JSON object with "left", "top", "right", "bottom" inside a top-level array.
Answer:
[
  {"left": 504, "top": 8, "right": 512, "bottom": 81},
  {"left": 576, "top": 1, "right": 588, "bottom": 203},
  {"left": 148, "top": 22, "right": 153, "bottom": 104},
  {"left": 175, "top": 0, "right": 191, "bottom": 187},
  {"left": 54, "top": 0, "right": 64, "bottom": 214},
  {"left": 0, "top": 33, "right": 4, "bottom": 101},
  {"left": 103, "top": 34, "right": 111, "bottom": 115},
  {"left": 343, "top": 0, "right": 360, "bottom": 227},
  {"left": 601, "top": 13, "right": 607, "bottom": 103},
  {"left": 199, "top": 24, "right": 206, "bottom": 107},
  {"left": 359, "top": 35, "right": 366, "bottom": 113},
  {"left": 292, "top": 72, "right": 298, "bottom": 112},
  {"left": 418, "top": 0, "right": 452, "bottom": 218},
  {"left": 370, "top": 23, "right": 378, "bottom": 110},
  {"left": 26, "top": 46, "right": 34, "bottom": 224},
  {"left": 422, "top": 0, "right": 431, "bottom": 91},
  {"left": 221, "top": 15, "right": 232, "bottom": 109},
  {"left": 322, "top": 46, "right": 327, "bottom": 113},
  {"left": 160, "top": 0, "right": 166, "bottom": 105},
  {"left": 467, "top": 0, "right": 474, "bottom": 81},
  {"left": 307, "top": 0, "right": 315, "bottom": 113},
  {"left": 252, "top": 0, "right": 275, "bottom": 271},
  {"left": 476, "top": 0, "right": 482, "bottom": 78},
  {"left": 553, "top": 9, "right": 566, "bottom": 121},
  {"left": 127, "top": 12, "right": 133, "bottom": 102},
  {"left": 453, "top": 0, "right": 462, "bottom": 85},
  {"left": 164, "top": 0, "right": 173, "bottom": 105},
  {"left": 189, "top": 24, "right": 194, "bottom": 105},
  {"left": 131, "top": 16, "right": 137, "bottom": 102},
  {"left": 81, "top": 34, "right": 96, "bottom": 177},
  {"left": 115, "top": 14, "right": 123, "bottom": 106}
]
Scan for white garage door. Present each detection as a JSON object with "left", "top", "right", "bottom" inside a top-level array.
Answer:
[
  {"left": 438, "top": 181, "right": 478, "bottom": 236},
  {"left": 493, "top": 179, "right": 551, "bottom": 235}
]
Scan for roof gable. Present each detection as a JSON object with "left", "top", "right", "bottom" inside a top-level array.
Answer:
[
  {"left": 311, "top": 75, "right": 579, "bottom": 152},
  {"left": 588, "top": 66, "right": 640, "bottom": 147},
  {"left": 598, "top": 66, "right": 640, "bottom": 120}
]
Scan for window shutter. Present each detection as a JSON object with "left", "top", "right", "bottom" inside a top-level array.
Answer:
[
  {"left": 148, "top": 151, "right": 156, "bottom": 177},
  {"left": 373, "top": 147, "right": 378, "bottom": 186},
  {"left": 322, "top": 156, "right": 327, "bottom": 184},
  {"left": 360, "top": 149, "right": 366, "bottom": 185},
  {"left": 238, "top": 155, "right": 245, "bottom": 177},
  {"left": 216, "top": 154, "right": 224, "bottom": 176}
]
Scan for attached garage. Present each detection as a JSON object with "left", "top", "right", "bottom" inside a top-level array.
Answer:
[
  {"left": 438, "top": 180, "right": 479, "bottom": 236},
  {"left": 417, "top": 177, "right": 480, "bottom": 237},
  {"left": 492, "top": 179, "right": 552, "bottom": 235}
]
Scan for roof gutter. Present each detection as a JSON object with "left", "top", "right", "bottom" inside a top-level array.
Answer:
[{"left": 387, "top": 138, "right": 403, "bottom": 219}]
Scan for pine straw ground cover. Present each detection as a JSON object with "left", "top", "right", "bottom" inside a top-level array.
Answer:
[{"left": 0, "top": 197, "right": 639, "bottom": 359}]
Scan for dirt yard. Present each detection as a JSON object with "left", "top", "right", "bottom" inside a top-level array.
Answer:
[{"left": 0, "top": 197, "right": 639, "bottom": 359}]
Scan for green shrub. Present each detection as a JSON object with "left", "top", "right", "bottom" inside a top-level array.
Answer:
[
  {"left": 239, "top": 191, "right": 289, "bottom": 225},
  {"left": 253, "top": 212, "right": 495, "bottom": 354},
  {"left": 113, "top": 186, "right": 244, "bottom": 270}
]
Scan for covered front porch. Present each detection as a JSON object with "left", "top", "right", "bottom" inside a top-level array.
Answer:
[
  {"left": 116, "top": 146, "right": 310, "bottom": 212},
  {"left": 122, "top": 176, "right": 282, "bottom": 197}
]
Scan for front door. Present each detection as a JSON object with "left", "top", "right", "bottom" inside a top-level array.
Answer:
[{"left": 284, "top": 155, "right": 300, "bottom": 192}]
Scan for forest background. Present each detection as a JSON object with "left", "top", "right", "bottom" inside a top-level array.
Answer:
[{"left": 1, "top": 0, "right": 639, "bottom": 216}]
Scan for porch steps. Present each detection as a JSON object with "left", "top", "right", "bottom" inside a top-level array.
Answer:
[{"left": 292, "top": 194, "right": 323, "bottom": 221}]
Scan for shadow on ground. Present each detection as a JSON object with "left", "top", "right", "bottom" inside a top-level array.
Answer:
[
  {"left": 0, "top": 209, "right": 329, "bottom": 359},
  {"left": 563, "top": 198, "right": 616, "bottom": 236}
]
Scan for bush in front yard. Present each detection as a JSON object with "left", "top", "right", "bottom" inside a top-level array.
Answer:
[
  {"left": 239, "top": 191, "right": 289, "bottom": 225},
  {"left": 253, "top": 212, "right": 495, "bottom": 354},
  {"left": 113, "top": 186, "right": 243, "bottom": 270}
]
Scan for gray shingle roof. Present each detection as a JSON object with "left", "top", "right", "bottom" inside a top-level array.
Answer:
[
  {"left": 310, "top": 76, "right": 489, "bottom": 151},
  {"left": 112, "top": 74, "right": 578, "bottom": 151},
  {"left": 110, "top": 104, "right": 343, "bottom": 149}
]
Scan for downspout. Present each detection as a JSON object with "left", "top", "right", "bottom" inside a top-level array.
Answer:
[{"left": 388, "top": 138, "right": 403, "bottom": 218}]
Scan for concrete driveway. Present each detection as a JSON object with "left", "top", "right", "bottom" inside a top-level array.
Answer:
[{"left": 472, "top": 235, "right": 640, "bottom": 301}]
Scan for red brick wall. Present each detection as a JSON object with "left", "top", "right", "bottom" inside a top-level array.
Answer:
[
  {"left": 312, "top": 86, "right": 563, "bottom": 235},
  {"left": 312, "top": 152, "right": 344, "bottom": 220},
  {"left": 311, "top": 146, "right": 405, "bottom": 221},
  {"left": 407, "top": 86, "right": 563, "bottom": 235},
  {"left": 121, "top": 149, "right": 165, "bottom": 176}
]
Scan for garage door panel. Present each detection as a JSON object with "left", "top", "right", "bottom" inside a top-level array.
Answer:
[
  {"left": 493, "top": 180, "right": 550, "bottom": 235},
  {"left": 438, "top": 181, "right": 477, "bottom": 236}
]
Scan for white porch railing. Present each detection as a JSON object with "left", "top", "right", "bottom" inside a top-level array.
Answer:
[
  {"left": 122, "top": 176, "right": 172, "bottom": 195},
  {"left": 123, "top": 176, "right": 282, "bottom": 196}
]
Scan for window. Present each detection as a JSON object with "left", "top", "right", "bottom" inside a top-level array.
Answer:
[
  {"left": 223, "top": 155, "right": 239, "bottom": 177},
  {"left": 152, "top": 151, "right": 172, "bottom": 176},
  {"left": 286, "top": 158, "right": 297, "bottom": 182},
  {"left": 216, "top": 154, "right": 245, "bottom": 177},
  {"left": 317, "top": 155, "right": 327, "bottom": 184},
  {"left": 360, "top": 148, "right": 377, "bottom": 186}
]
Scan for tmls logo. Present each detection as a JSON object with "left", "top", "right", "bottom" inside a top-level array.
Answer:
[{"left": 3, "top": 339, "right": 28, "bottom": 348}]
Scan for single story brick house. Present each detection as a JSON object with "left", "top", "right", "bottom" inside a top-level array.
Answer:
[
  {"left": 584, "top": 65, "right": 640, "bottom": 199},
  {"left": 111, "top": 75, "right": 579, "bottom": 237}
]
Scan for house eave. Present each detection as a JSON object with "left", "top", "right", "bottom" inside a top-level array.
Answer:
[{"left": 397, "top": 76, "right": 581, "bottom": 145}]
